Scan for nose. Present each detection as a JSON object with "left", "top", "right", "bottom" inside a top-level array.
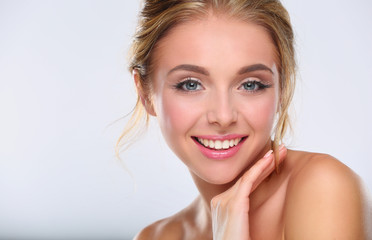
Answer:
[{"left": 207, "top": 91, "right": 238, "bottom": 127}]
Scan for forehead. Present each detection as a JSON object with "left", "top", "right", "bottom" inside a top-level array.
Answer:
[{"left": 151, "top": 14, "right": 278, "bottom": 76}]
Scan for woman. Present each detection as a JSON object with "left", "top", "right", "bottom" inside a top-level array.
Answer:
[{"left": 118, "top": 0, "right": 370, "bottom": 239}]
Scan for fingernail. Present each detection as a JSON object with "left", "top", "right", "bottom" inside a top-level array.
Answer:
[
  {"left": 264, "top": 150, "right": 273, "bottom": 158},
  {"left": 279, "top": 144, "right": 285, "bottom": 151}
]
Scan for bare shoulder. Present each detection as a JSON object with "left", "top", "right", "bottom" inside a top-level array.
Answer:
[
  {"left": 283, "top": 150, "right": 370, "bottom": 239},
  {"left": 132, "top": 198, "right": 203, "bottom": 240},
  {"left": 133, "top": 215, "right": 184, "bottom": 240}
]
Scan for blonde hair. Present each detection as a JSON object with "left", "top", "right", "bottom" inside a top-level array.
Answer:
[{"left": 117, "top": 0, "right": 296, "bottom": 170}]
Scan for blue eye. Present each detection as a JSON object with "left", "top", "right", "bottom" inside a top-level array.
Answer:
[
  {"left": 175, "top": 78, "right": 202, "bottom": 91},
  {"left": 184, "top": 81, "right": 198, "bottom": 90},
  {"left": 240, "top": 80, "right": 270, "bottom": 92},
  {"left": 242, "top": 81, "right": 258, "bottom": 91}
]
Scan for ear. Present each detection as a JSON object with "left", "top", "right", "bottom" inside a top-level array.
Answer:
[
  {"left": 276, "top": 98, "right": 282, "bottom": 113},
  {"left": 133, "top": 69, "right": 157, "bottom": 116}
]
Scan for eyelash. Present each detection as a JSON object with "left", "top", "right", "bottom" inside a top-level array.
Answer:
[
  {"left": 173, "top": 78, "right": 271, "bottom": 93},
  {"left": 238, "top": 80, "right": 271, "bottom": 92},
  {"left": 174, "top": 78, "right": 203, "bottom": 92}
]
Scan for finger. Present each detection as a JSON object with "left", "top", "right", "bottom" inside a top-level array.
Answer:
[
  {"left": 250, "top": 146, "right": 287, "bottom": 192},
  {"left": 235, "top": 149, "right": 275, "bottom": 197},
  {"left": 237, "top": 146, "right": 287, "bottom": 196},
  {"left": 211, "top": 146, "right": 287, "bottom": 206}
]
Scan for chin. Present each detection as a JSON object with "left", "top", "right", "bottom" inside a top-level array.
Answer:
[{"left": 193, "top": 166, "right": 244, "bottom": 185}]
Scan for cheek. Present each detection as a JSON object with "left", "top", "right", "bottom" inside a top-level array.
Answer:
[
  {"left": 155, "top": 92, "right": 200, "bottom": 141},
  {"left": 241, "top": 94, "right": 278, "bottom": 132}
]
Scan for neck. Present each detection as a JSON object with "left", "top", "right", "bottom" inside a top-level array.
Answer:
[{"left": 190, "top": 173, "right": 235, "bottom": 216}]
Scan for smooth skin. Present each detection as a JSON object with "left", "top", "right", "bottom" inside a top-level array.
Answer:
[{"left": 134, "top": 13, "right": 370, "bottom": 240}]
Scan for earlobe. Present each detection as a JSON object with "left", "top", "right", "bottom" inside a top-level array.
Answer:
[
  {"left": 139, "top": 95, "right": 157, "bottom": 116},
  {"left": 133, "top": 69, "right": 157, "bottom": 116},
  {"left": 276, "top": 101, "right": 281, "bottom": 114}
]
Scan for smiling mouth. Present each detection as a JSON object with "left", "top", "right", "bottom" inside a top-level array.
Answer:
[{"left": 193, "top": 137, "right": 247, "bottom": 150}]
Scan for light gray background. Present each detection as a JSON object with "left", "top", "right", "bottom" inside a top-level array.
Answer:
[{"left": 0, "top": 0, "right": 371, "bottom": 239}]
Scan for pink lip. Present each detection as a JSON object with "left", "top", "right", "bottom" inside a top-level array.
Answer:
[
  {"left": 193, "top": 134, "right": 246, "bottom": 141},
  {"left": 192, "top": 135, "right": 247, "bottom": 160}
]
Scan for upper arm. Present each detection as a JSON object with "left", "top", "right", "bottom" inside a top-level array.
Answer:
[{"left": 284, "top": 155, "right": 367, "bottom": 240}]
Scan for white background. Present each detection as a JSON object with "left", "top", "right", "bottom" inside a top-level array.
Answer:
[{"left": 0, "top": 0, "right": 371, "bottom": 239}]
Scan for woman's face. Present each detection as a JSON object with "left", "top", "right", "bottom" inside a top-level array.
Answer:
[{"left": 147, "top": 14, "right": 280, "bottom": 185}]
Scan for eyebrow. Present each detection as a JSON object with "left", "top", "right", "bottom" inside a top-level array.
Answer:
[
  {"left": 168, "top": 64, "right": 210, "bottom": 76},
  {"left": 167, "top": 63, "right": 273, "bottom": 76},
  {"left": 238, "top": 64, "right": 274, "bottom": 75}
]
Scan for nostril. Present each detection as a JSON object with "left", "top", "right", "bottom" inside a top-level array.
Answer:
[
  {"left": 206, "top": 111, "right": 218, "bottom": 124},
  {"left": 207, "top": 109, "right": 238, "bottom": 126}
]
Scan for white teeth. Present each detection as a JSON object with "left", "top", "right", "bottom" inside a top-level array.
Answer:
[
  {"left": 197, "top": 137, "right": 243, "bottom": 150},
  {"left": 222, "top": 140, "right": 229, "bottom": 149},
  {"left": 214, "top": 140, "right": 222, "bottom": 149},
  {"left": 203, "top": 139, "right": 209, "bottom": 147}
]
